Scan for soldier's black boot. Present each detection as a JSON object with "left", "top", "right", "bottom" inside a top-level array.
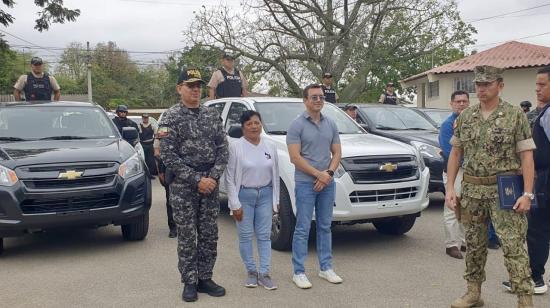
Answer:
[
  {"left": 182, "top": 283, "right": 198, "bottom": 302},
  {"left": 197, "top": 279, "right": 226, "bottom": 297},
  {"left": 168, "top": 229, "right": 177, "bottom": 238}
]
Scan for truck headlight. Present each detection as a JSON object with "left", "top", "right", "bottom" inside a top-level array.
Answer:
[
  {"left": 334, "top": 164, "right": 347, "bottom": 178},
  {"left": 0, "top": 165, "right": 19, "bottom": 186},
  {"left": 411, "top": 141, "right": 441, "bottom": 159},
  {"left": 118, "top": 153, "right": 143, "bottom": 179}
]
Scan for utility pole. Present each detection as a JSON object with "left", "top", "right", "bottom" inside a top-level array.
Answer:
[{"left": 86, "top": 41, "right": 93, "bottom": 103}]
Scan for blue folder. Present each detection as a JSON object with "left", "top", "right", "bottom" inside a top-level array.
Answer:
[{"left": 497, "top": 174, "right": 537, "bottom": 210}]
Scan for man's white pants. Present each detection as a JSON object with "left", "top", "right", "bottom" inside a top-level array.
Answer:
[{"left": 442, "top": 168, "right": 465, "bottom": 249}]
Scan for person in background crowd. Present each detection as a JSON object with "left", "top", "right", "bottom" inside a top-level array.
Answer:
[
  {"left": 112, "top": 105, "right": 139, "bottom": 144},
  {"left": 225, "top": 110, "right": 280, "bottom": 291},
  {"left": 321, "top": 72, "right": 338, "bottom": 104},
  {"left": 13, "top": 57, "right": 61, "bottom": 101},
  {"left": 287, "top": 83, "right": 343, "bottom": 289},
  {"left": 527, "top": 100, "right": 545, "bottom": 128},
  {"left": 446, "top": 65, "right": 535, "bottom": 308},
  {"left": 208, "top": 53, "right": 248, "bottom": 99},
  {"left": 343, "top": 104, "right": 358, "bottom": 121},
  {"left": 503, "top": 66, "right": 550, "bottom": 295},
  {"left": 154, "top": 123, "right": 177, "bottom": 239},
  {"left": 139, "top": 114, "right": 157, "bottom": 179},
  {"left": 159, "top": 68, "right": 228, "bottom": 302},
  {"left": 378, "top": 82, "right": 398, "bottom": 105},
  {"left": 439, "top": 90, "right": 469, "bottom": 259},
  {"left": 520, "top": 101, "right": 532, "bottom": 113}
]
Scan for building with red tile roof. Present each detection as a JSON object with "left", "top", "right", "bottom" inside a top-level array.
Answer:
[{"left": 401, "top": 41, "right": 550, "bottom": 109}]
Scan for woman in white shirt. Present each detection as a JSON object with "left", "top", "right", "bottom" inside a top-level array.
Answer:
[{"left": 225, "top": 110, "right": 280, "bottom": 290}]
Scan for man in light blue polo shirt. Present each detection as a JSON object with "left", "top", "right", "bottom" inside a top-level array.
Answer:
[{"left": 286, "top": 83, "right": 342, "bottom": 289}]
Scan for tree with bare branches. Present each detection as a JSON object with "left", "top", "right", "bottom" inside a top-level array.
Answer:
[{"left": 185, "top": 0, "right": 475, "bottom": 101}]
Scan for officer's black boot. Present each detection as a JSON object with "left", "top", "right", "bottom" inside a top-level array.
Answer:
[
  {"left": 197, "top": 279, "right": 226, "bottom": 297},
  {"left": 182, "top": 284, "right": 198, "bottom": 302}
]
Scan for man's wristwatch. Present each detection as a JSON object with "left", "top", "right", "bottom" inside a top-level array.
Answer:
[
  {"left": 326, "top": 169, "right": 335, "bottom": 177},
  {"left": 523, "top": 192, "right": 535, "bottom": 201},
  {"left": 194, "top": 174, "right": 202, "bottom": 183}
]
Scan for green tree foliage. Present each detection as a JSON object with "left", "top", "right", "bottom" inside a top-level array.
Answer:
[
  {"left": 1, "top": 0, "right": 80, "bottom": 31},
  {"left": 0, "top": 37, "right": 26, "bottom": 93},
  {"left": 186, "top": 0, "right": 476, "bottom": 102}
]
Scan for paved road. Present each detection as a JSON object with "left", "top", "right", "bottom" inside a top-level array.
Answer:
[{"left": 1, "top": 181, "right": 548, "bottom": 307}]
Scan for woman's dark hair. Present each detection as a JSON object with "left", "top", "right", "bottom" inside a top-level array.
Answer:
[{"left": 240, "top": 110, "right": 262, "bottom": 126}]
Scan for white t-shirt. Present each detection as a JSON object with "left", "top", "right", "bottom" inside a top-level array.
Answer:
[{"left": 240, "top": 138, "right": 273, "bottom": 187}]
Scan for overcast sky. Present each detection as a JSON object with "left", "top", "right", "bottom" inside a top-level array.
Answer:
[{"left": 2, "top": 0, "right": 550, "bottom": 66}]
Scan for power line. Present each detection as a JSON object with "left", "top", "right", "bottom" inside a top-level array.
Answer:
[
  {"left": 467, "top": 31, "right": 550, "bottom": 49},
  {"left": 0, "top": 29, "right": 60, "bottom": 57},
  {"left": 465, "top": 3, "right": 550, "bottom": 23}
]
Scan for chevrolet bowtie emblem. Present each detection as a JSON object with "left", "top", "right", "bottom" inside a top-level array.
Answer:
[
  {"left": 379, "top": 163, "right": 397, "bottom": 172},
  {"left": 58, "top": 170, "right": 83, "bottom": 180}
]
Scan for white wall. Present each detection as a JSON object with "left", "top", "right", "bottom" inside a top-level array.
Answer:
[{"left": 407, "top": 67, "right": 540, "bottom": 109}]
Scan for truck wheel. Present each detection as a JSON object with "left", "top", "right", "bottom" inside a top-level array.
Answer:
[
  {"left": 271, "top": 181, "right": 295, "bottom": 251},
  {"left": 0, "top": 238, "right": 3, "bottom": 255},
  {"left": 122, "top": 212, "right": 150, "bottom": 241},
  {"left": 373, "top": 214, "right": 417, "bottom": 235}
]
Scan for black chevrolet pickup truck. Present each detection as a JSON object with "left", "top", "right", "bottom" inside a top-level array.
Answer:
[{"left": 0, "top": 101, "right": 151, "bottom": 255}]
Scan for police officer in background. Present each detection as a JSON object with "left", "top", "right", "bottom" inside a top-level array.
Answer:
[
  {"left": 139, "top": 114, "right": 157, "bottom": 178},
  {"left": 159, "top": 68, "right": 228, "bottom": 302},
  {"left": 520, "top": 101, "right": 532, "bottom": 113},
  {"left": 208, "top": 53, "right": 248, "bottom": 99},
  {"left": 446, "top": 65, "right": 535, "bottom": 308},
  {"left": 112, "top": 105, "right": 139, "bottom": 144},
  {"left": 378, "top": 82, "right": 398, "bottom": 105},
  {"left": 321, "top": 72, "right": 338, "bottom": 104},
  {"left": 13, "top": 57, "right": 61, "bottom": 101}
]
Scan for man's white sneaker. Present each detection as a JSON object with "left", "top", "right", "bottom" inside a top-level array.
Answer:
[
  {"left": 292, "top": 273, "right": 312, "bottom": 289},
  {"left": 318, "top": 269, "right": 343, "bottom": 284}
]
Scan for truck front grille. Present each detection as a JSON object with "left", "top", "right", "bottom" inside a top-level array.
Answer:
[
  {"left": 349, "top": 187, "right": 418, "bottom": 203},
  {"left": 342, "top": 155, "right": 419, "bottom": 184},
  {"left": 23, "top": 175, "right": 116, "bottom": 189},
  {"left": 20, "top": 193, "right": 120, "bottom": 214}
]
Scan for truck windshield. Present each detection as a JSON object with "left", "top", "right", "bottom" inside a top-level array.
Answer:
[
  {"left": 361, "top": 106, "right": 437, "bottom": 131},
  {"left": 254, "top": 102, "right": 364, "bottom": 135},
  {"left": 0, "top": 106, "right": 117, "bottom": 141}
]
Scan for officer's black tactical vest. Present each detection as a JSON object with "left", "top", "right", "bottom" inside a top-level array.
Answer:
[
  {"left": 24, "top": 73, "right": 52, "bottom": 101},
  {"left": 533, "top": 104, "right": 550, "bottom": 170},
  {"left": 322, "top": 85, "right": 337, "bottom": 104},
  {"left": 382, "top": 91, "right": 397, "bottom": 105},
  {"left": 215, "top": 68, "right": 242, "bottom": 98},
  {"left": 139, "top": 124, "right": 155, "bottom": 144}
]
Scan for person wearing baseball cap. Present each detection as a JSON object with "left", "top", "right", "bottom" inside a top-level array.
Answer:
[
  {"left": 446, "top": 64, "right": 536, "bottom": 307},
  {"left": 13, "top": 56, "right": 61, "bottom": 101},
  {"left": 208, "top": 52, "right": 248, "bottom": 99},
  {"left": 321, "top": 72, "right": 338, "bottom": 104},
  {"left": 379, "top": 82, "right": 397, "bottom": 105},
  {"left": 343, "top": 104, "right": 358, "bottom": 121},
  {"left": 159, "top": 67, "right": 229, "bottom": 302}
]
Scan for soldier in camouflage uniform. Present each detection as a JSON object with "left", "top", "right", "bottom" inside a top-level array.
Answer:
[
  {"left": 159, "top": 68, "right": 229, "bottom": 302},
  {"left": 446, "top": 65, "right": 536, "bottom": 308}
]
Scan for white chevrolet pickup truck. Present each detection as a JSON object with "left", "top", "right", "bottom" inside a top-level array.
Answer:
[{"left": 205, "top": 97, "right": 430, "bottom": 251}]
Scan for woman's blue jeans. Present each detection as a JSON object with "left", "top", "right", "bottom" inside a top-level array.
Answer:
[{"left": 237, "top": 185, "right": 273, "bottom": 274}]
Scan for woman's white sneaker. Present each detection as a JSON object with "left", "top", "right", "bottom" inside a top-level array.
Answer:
[
  {"left": 292, "top": 273, "right": 312, "bottom": 289},
  {"left": 318, "top": 269, "right": 343, "bottom": 284}
]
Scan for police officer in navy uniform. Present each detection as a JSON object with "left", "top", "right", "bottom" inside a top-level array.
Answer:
[
  {"left": 112, "top": 105, "right": 139, "bottom": 144},
  {"left": 208, "top": 53, "right": 249, "bottom": 99},
  {"left": 378, "top": 82, "right": 398, "bottom": 105},
  {"left": 13, "top": 57, "right": 61, "bottom": 101},
  {"left": 321, "top": 72, "right": 338, "bottom": 104}
]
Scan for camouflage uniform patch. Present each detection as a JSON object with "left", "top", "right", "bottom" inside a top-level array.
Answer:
[
  {"left": 454, "top": 99, "right": 534, "bottom": 295},
  {"left": 159, "top": 103, "right": 228, "bottom": 284}
]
